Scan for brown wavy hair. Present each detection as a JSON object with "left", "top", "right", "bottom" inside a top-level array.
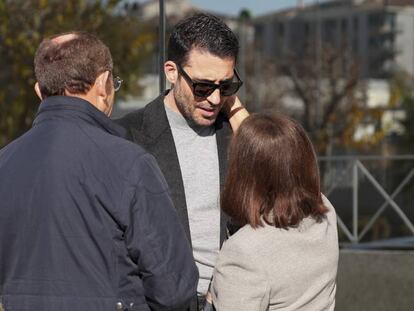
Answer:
[
  {"left": 34, "top": 31, "right": 113, "bottom": 98},
  {"left": 221, "top": 113, "right": 328, "bottom": 229}
]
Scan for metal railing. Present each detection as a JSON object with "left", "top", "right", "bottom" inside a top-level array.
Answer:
[{"left": 319, "top": 155, "right": 414, "bottom": 244}]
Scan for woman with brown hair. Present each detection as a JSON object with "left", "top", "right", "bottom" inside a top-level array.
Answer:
[{"left": 211, "top": 113, "right": 339, "bottom": 311}]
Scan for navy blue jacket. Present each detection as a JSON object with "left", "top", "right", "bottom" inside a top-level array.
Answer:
[{"left": 0, "top": 96, "right": 198, "bottom": 311}]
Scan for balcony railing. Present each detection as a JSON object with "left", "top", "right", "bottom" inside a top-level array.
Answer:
[{"left": 319, "top": 155, "right": 414, "bottom": 245}]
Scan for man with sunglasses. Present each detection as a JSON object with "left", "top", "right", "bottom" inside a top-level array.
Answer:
[
  {"left": 0, "top": 31, "right": 198, "bottom": 311},
  {"left": 116, "top": 13, "right": 249, "bottom": 311}
]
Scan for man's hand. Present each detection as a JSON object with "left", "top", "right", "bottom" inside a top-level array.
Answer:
[{"left": 222, "top": 96, "right": 249, "bottom": 132}]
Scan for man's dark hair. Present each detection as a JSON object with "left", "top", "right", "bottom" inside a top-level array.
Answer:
[
  {"left": 221, "top": 113, "right": 328, "bottom": 229},
  {"left": 34, "top": 31, "right": 113, "bottom": 98},
  {"left": 167, "top": 13, "right": 239, "bottom": 66}
]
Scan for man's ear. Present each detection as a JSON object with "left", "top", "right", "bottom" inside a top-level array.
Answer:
[
  {"left": 34, "top": 82, "right": 43, "bottom": 100},
  {"left": 164, "top": 61, "right": 178, "bottom": 85},
  {"left": 95, "top": 71, "right": 111, "bottom": 97}
]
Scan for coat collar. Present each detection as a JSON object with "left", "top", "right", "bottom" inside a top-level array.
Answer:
[
  {"left": 34, "top": 96, "right": 128, "bottom": 139},
  {"left": 137, "top": 91, "right": 173, "bottom": 141}
]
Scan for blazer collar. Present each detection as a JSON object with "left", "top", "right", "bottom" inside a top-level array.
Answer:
[{"left": 140, "top": 91, "right": 171, "bottom": 141}]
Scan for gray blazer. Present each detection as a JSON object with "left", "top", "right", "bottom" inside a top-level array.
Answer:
[{"left": 212, "top": 196, "right": 339, "bottom": 311}]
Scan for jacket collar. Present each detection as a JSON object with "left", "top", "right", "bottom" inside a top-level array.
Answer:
[
  {"left": 139, "top": 91, "right": 170, "bottom": 141},
  {"left": 34, "top": 96, "right": 127, "bottom": 139}
]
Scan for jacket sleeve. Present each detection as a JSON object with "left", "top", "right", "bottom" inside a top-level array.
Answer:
[
  {"left": 211, "top": 236, "right": 269, "bottom": 311},
  {"left": 125, "top": 154, "right": 198, "bottom": 310}
]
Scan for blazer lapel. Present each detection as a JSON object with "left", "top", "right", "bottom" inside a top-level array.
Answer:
[
  {"left": 215, "top": 114, "right": 232, "bottom": 246},
  {"left": 130, "top": 95, "right": 192, "bottom": 244}
]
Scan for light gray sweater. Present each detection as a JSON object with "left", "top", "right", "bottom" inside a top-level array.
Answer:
[
  {"left": 212, "top": 196, "right": 339, "bottom": 311},
  {"left": 166, "top": 105, "right": 221, "bottom": 295}
]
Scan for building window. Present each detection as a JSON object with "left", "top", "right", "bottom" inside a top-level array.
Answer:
[{"left": 279, "top": 23, "right": 285, "bottom": 37}]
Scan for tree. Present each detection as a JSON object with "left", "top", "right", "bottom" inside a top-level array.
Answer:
[
  {"left": 0, "top": 0, "right": 155, "bottom": 147},
  {"left": 283, "top": 43, "right": 390, "bottom": 156},
  {"left": 245, "top": 41, "right": 389, "bottom": 157}
]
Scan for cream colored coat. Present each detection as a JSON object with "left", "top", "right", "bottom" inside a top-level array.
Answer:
[{"left": 212, "top": 196, "right": 338, "bottom": 311}]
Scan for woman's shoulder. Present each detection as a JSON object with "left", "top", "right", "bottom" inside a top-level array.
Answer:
[
  {"left": 228, "top": 223, "right": 272, "bottom": 241},
  {"left": 217, "top": 225, "right": 273, "bottom": 276},
  {"left": 321, "top": 193, "right": 337, "bottom": 222},
  {"left": 223, "top": 223, "right": 280, "bottom": 257},
  {"left": 223, "top": 195, "right": 337, "bottom": 253}
]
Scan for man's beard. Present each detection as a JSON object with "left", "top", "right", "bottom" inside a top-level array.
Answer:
[{"left": 173, "top": 84, "right": 220, "bottom": 127}]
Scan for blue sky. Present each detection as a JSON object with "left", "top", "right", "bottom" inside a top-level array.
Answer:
[{"left": 190, "top": 0, "right": 316, "bottom": 17}]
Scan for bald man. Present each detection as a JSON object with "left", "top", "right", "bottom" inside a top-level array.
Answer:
[{"left": 0, "top": 31, "right": 198, "bottom": 311}]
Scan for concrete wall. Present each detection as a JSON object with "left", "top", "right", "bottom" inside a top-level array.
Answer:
[{"left": 336, "top": 249, "right": 414, "bottom": 311}]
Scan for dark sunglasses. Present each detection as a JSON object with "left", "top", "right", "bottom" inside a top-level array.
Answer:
[{"left": 177, "top": 64, "right": 243, "bottom": 98}]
